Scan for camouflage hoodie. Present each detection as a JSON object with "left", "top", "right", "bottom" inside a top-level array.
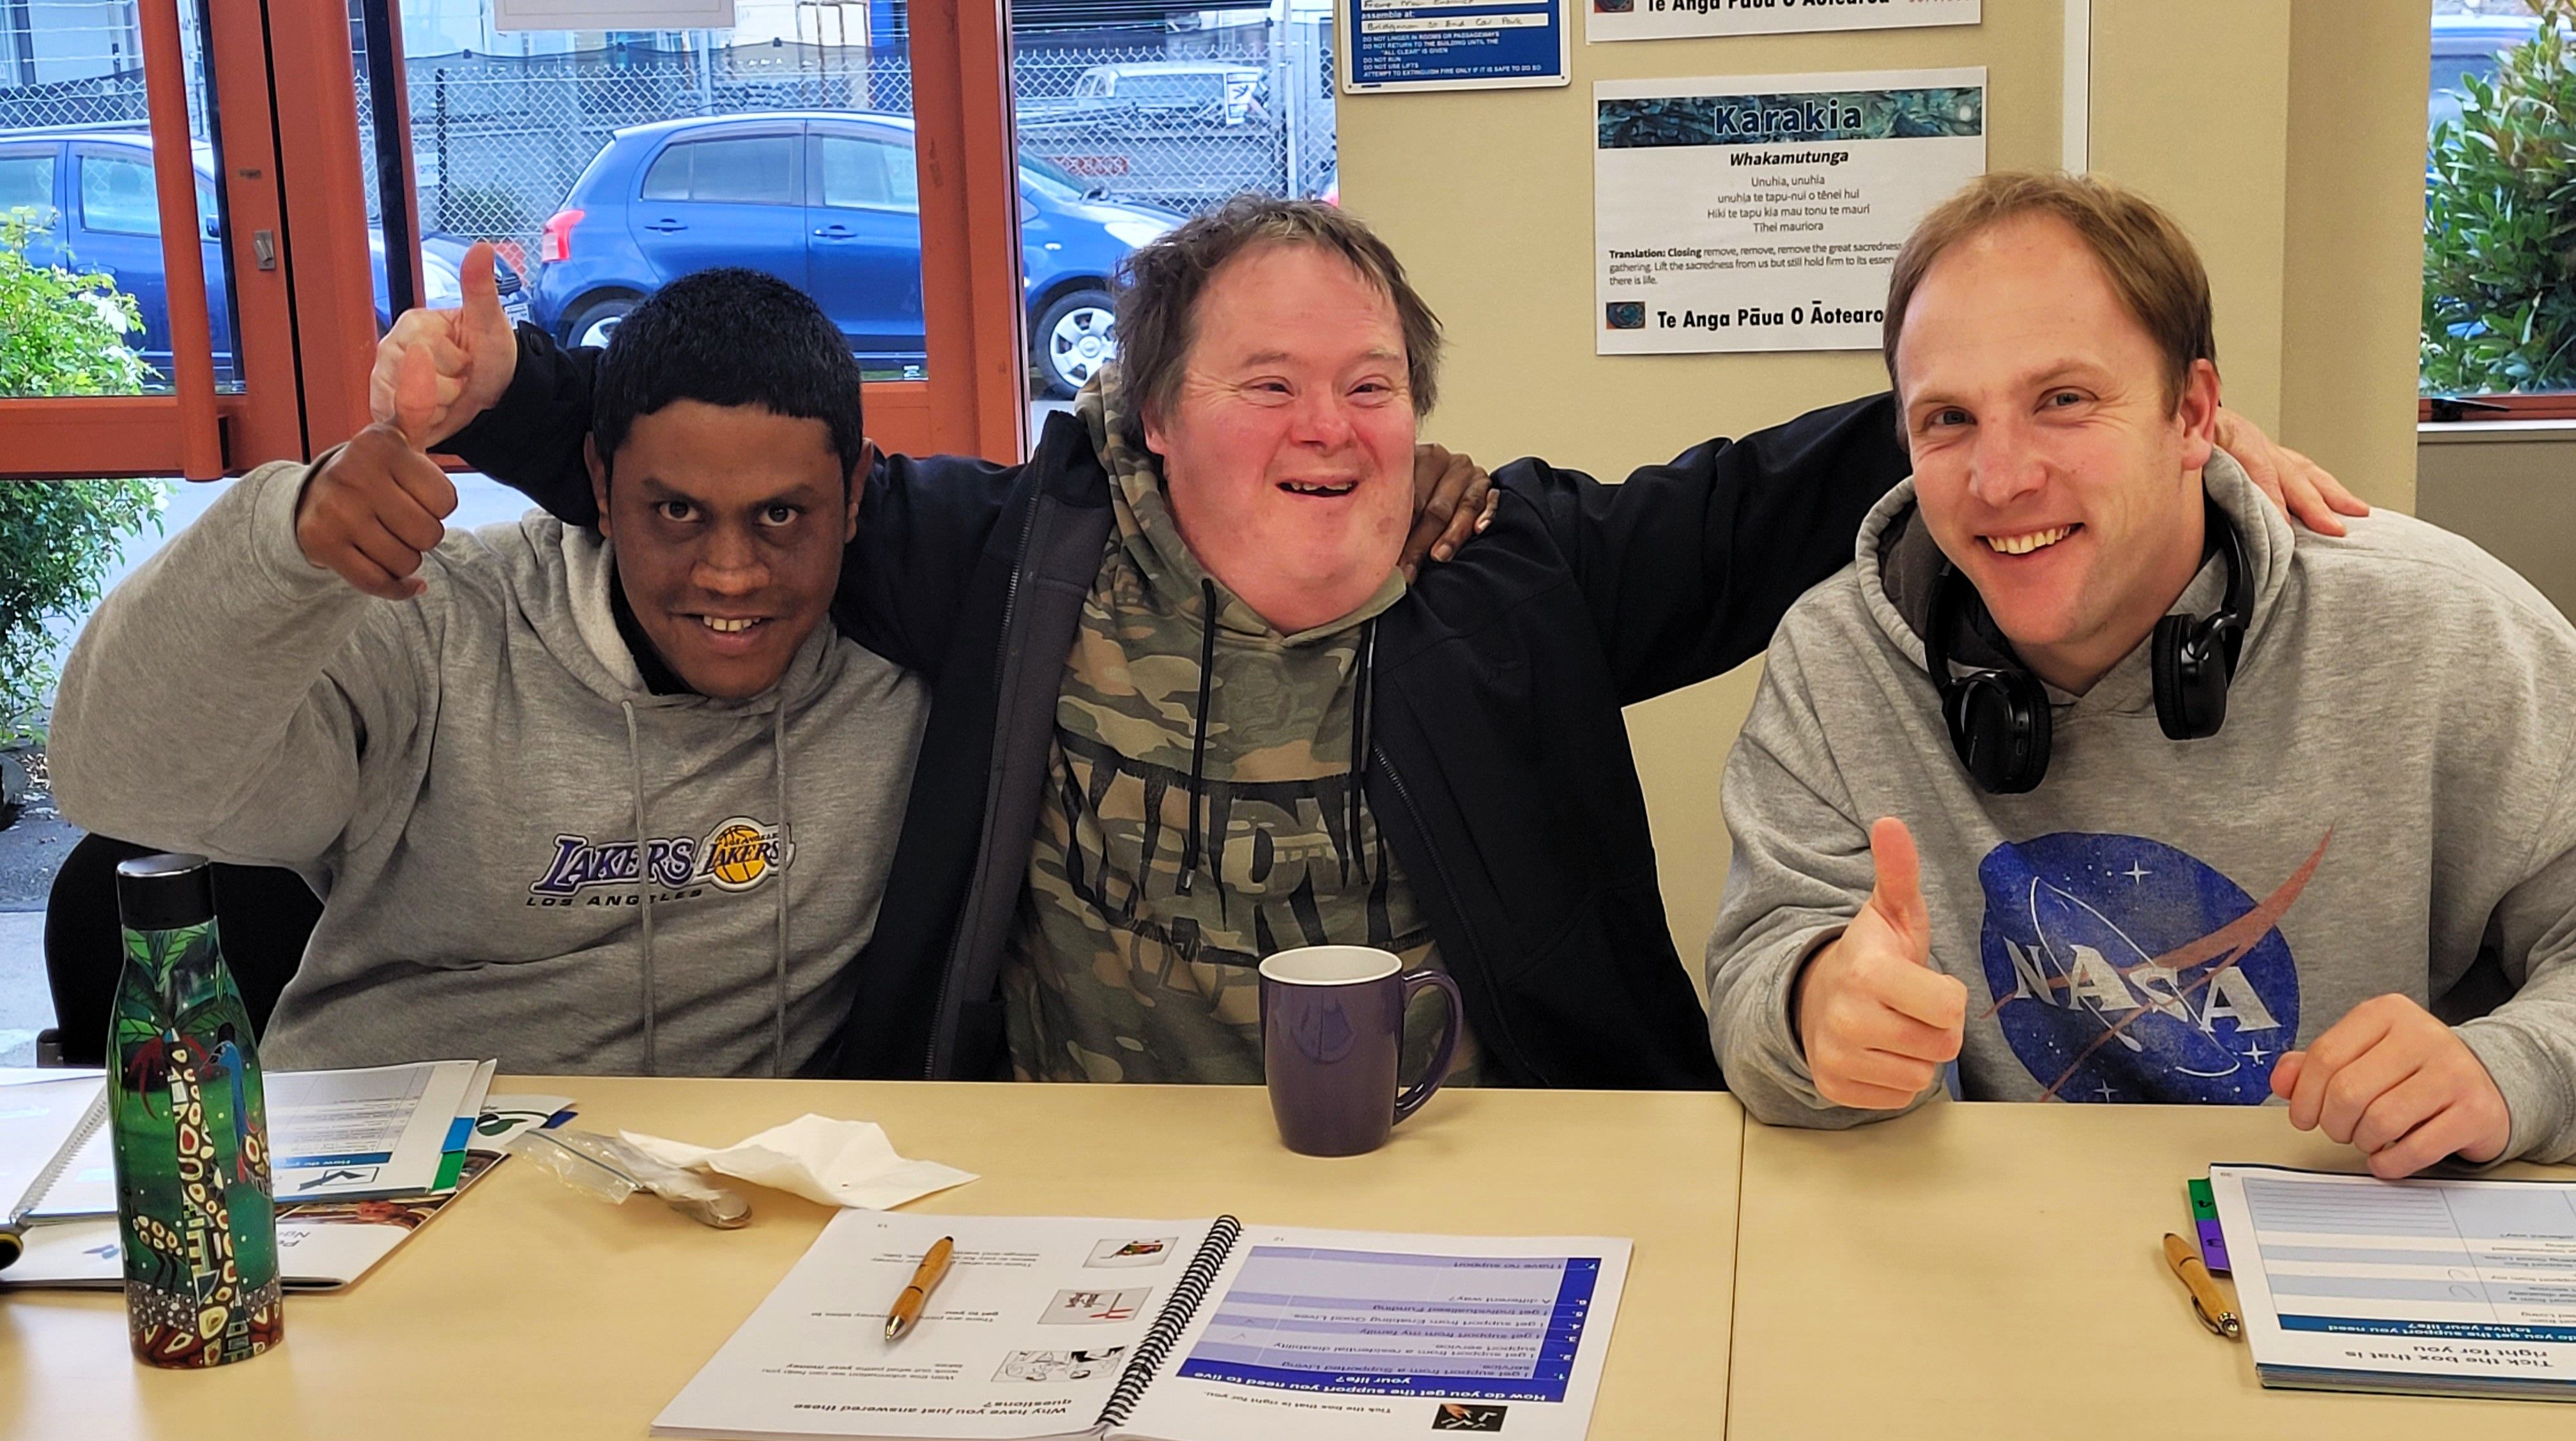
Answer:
[{"left": 999, "top": 372, "right": 1480, "bottom": 1085}]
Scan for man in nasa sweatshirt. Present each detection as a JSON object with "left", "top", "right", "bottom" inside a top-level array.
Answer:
[
  {"left": 50, "top": 270, "right": 926, "bottom": 1077},
  {"left": 1704, "top": 172, "right": 2576, "bottom": 1175}
]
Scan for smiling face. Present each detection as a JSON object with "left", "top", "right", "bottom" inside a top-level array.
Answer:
[
  {"left": 585, "top": 399, "right": 862, "bottom": 699},
  {"left": 1140, "top": 241, "right": 1416, "bottom": 634},
  {"left": 1896, "top": 213, "right": 2221, "bottom": 694}
]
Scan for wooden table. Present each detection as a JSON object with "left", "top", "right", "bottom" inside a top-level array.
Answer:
[
  {"left": 0, "top": 1080, "right": 1747, "bottom": 1440},
  {"left": 1725, "top": 1102, "right": 2576, "bottom": 1440}
]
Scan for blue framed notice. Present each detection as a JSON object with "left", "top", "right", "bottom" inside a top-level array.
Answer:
[{"left": 1342, "top": 0, "right": 1571, "bottom": 94}]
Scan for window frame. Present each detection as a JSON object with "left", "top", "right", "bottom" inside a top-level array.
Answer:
[{"left": 1, "top": 0, "right": 1030, "bottom": 477}]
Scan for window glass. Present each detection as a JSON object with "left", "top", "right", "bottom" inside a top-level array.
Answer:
[
  {"left": 820, "top": 134, "right": 917, "bottom": 211},
  {"left": 640, "top": 144, "right": 691, "bottom": 201},
  {"left": 0, "top": 153, "right": 54, "bottom": 213},
  {"left": 0, "top": 0, "right": 237, "bottom": 395},
  {"left": 1009, "top": 10, "right": 1333, "bottom": 401},
  {"left": 356, "top": 3, "right": 933, "bottom": 384},
  {"left": 2422, "top": 2, "right": 2572, "bottom": 399},
  {"left": 675, "top": 135, "right": 798, "bottom": 204},
  {"left": 79, "top": 153, "right": 162, "bottom": 238}
]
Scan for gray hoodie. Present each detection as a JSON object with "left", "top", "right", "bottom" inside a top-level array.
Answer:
[
  {"left": 1705, "top": 454, "right": 2576, "bottom": 1164},
  {"left": 51, "top": 459, "right": 927, "bottom": 1077}
]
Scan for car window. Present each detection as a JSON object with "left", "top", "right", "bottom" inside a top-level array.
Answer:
[
  {"left": 639, "top": 135, "right": 797, "bottom": 206},
  {"left": 0, "top": 152, "right": 54, "bottom": 216},
  {"left": 1124, "top": 74, "right": 1220, "bottom": 105},
  {"left": 79, "top": 152, "right": 160, "bottom": 236},
  {"left": 1018, "top": 152, "right": 1089, "bottom": 203},
  {"left": 818, "top": 135, "right": 919, "bottom": 212}
]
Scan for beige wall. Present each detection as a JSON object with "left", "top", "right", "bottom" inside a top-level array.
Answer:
[{"left": 1338, "top": 0, "right": 2432, "bottom": 985}]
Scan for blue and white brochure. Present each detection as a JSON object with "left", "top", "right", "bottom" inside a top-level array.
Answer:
[{"left": 2211, "top": 1163, "right": 2576, "bottom": 1400}]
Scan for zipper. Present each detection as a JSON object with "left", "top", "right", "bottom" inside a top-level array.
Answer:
[
  {"left": 925, "top": 485, "right": 1050, "bottom": 1079},
  {"left": 1371, "top": 744, "right": 1538, "bottom": 1084}
]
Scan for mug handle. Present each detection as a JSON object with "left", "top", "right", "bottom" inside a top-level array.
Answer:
[{"left": 1392, "top": 968, "right": 1464, "bottom": 1124}]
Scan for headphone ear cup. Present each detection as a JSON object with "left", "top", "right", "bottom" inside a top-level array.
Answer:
[
  {"left": 1945, "top": 670, "right": 2053, "bottom": 794},
  {"left": 2152, "top": 613, "right": 2191, "bottom": 738},
  {"left": 2153, "top": 613, "right": 2231, "bottom": 741}
]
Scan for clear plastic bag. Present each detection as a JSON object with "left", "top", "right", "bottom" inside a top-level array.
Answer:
[{"left": 515, "top": 1127, "right": 752, "bottom": 1228}]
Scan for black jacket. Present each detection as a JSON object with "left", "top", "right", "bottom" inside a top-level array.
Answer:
[{"left": 448, "top": 328, "right": 1913, "bottom": 1086}]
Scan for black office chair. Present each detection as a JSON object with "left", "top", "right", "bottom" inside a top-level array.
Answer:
[{"left": 39, "top": 834, "right": 323, "bottom": 1067}]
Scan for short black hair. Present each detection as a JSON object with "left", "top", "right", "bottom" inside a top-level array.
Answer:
[{"left": 592, "top": 268, "right": 866, "bottom": 483}]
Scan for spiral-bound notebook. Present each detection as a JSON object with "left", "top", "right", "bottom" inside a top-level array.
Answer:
[{"left": 654, "top": 1212, "right": 1630, "bottom": 1441}]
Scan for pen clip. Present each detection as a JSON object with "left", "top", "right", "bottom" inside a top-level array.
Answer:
[{"left": 2186, "top": 1292, "right": 2230, "bottom": 1337}]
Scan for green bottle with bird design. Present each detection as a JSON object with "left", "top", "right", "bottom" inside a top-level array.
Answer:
[{"left": 108, "top": 853, "right": 283, "bottom": 1366}]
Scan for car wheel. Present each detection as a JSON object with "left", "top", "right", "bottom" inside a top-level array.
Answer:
[
  {"left": 1034, "top": 289, "right": 1117, "bottom": 399},
  {"left": 564, "top": 294, "right": 639, "bottom": 351}
]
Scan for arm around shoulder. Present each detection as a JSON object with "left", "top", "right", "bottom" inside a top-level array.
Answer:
[
  {"left": 442, "top": 323, "right": 604, "bottom": 528},
  {"left": 1503, "top": 391, "right": 1910, "bottom": 703}
]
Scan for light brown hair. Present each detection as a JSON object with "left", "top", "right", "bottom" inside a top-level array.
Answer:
[
  {"left": 1883, "top": 171, "right": 2217, "bottom": 409},
  {"left": 1112, "top": 195, "right": 1443, "bottom": 452}
]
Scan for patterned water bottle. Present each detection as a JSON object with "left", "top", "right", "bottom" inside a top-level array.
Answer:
[{"left": 107, "top": 853, "right": 283, "bottom": 1366}]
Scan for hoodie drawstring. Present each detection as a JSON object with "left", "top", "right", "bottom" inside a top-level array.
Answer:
[
  {"left": 1178, "top": 577, "right": 1220, "bottom": 896},
  {"left": 623, "top": 700, "right": 658, "bottom": 1077},
  {"left": 771, "top": 701, "right": 792, "bottom": 1078},
  {"left": 1349, "top": 618, "right": 1377, "bottom": 885}
]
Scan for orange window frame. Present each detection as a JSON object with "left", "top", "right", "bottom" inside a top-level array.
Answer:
[{"left": 4, "top": 0, "right": 1034, "bottom": 481}]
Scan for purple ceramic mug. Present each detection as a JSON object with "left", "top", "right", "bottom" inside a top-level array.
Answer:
[{"left": 1257, "top": 945, "right": 1463, "bottom": 1157}]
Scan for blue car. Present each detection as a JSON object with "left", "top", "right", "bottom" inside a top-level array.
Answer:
[
  {"left": 0, "top": 125, "right": 528, "bottom": 380},
  {"left": 530, "top": 112, "right": 1180, "bottom": 397}
]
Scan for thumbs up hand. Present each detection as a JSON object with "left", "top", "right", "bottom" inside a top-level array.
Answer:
[
  {"left": 1792, "top": 818, "right": 1970, "bottom": 1109},
  {"left": 296, "top": 344, "right": 459, "bottom": 600},
  {"left": 367, "top": 240, "right": 519, "bottom": 449}
]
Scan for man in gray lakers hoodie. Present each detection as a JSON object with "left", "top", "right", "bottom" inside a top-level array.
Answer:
[
  {"left": 1706, "top": 174, "right": 2576, "bottom": 1174},
  {"left": 50, "top": 271, "right": 926, "bottom": 1077}
]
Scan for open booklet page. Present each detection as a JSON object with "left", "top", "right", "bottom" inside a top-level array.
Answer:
[
  {"left": 1116, "top": 1224, "right": 1630, "bottom": 1441},
  {"left": 2210, "top": 1164, "right": 2576, "bottom": 1398},
  {"left": 29, "top": 1060, "right": 487, "bottom": 1217},
  {"left": 655, "top": 1212, "right": 1225, "bottom": 1441}
]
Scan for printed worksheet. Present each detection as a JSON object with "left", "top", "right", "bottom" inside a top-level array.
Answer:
[
  {"left": 2211, "top": 1164, "right": 2576, "bottom": 1398},
  {"left": 1121, "top": 1225, "right": 1629, "bottom": 1441},
  {"left": 655, "top": 1212, "right": 1221, "bottom": 1441}
]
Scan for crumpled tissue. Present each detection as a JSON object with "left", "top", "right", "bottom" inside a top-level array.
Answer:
[{"left": 620, "top": 1113, "right": 977, "bottom": 1210}]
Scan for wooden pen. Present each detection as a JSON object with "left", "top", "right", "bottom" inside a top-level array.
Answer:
[
  {"left": 2163, "top": 1232, "right": 2241, "bottom": 1339},
  {"left": 885, "top": 1235, "right": 956, "bottom": 1341}
]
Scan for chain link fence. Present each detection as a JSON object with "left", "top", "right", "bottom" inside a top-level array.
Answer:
[
  {"left": 3, "top": 26, "right": 1336, "bottom": 259},
  {"left": 376, "top": 33, "right": 1336, "bottom": 255}
]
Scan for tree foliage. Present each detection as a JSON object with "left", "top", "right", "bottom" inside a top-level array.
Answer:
[
  {"left": 2422, "top": 0, "right": 2576, "bottom": 395},
  {"left": 0, "top": 210, "right": 166, "bottom": 743}
]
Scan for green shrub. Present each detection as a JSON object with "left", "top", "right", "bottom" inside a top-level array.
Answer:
[
  {"left": 2421, "top": 0, "right": 2576, "bottom": 395},
  {"left": 0, "top": 210, "right": 166, "bottom": 745}
]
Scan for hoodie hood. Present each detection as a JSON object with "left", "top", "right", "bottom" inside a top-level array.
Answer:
[
  {"left": 1073, "top": 365, "right": 1406, "bottom": 645},
  {"left": 1857, "top": 448, "right": 2294, "bottom": 714}
]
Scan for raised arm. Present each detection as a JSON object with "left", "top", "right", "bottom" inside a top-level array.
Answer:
[
  {"left": 376, "top": 305, "right": 1013, "bottom": 678},
  {"left": 1498, "top": 391, "right": 1911, "bottom": 704},
  {"left": 49, "top": 448, "right": 438, "bottom": 869}
]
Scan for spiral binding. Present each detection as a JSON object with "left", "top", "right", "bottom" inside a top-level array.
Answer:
[
  {"left": 1098, "top": 1214, "right": 1242, "bottom": 1431},
  {"left": 10, "top": 1089, "right": 108, "bottom": 1224}
]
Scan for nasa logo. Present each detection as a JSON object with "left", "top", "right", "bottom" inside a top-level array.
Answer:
[
  {"left": 1976, "top": 832, "right": 2325, "bottom": 1106},
  {"left": 695, "top": 817, "right": 794, "bottom": 892}
]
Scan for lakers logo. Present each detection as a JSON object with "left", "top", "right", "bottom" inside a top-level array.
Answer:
[{"left": 695, "top": 817, "right": 793, "bottom": 893}]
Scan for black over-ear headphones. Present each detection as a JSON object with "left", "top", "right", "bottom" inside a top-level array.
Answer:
[{"left": 1924, "top": 495, "right": 2249, "bottom": 794}]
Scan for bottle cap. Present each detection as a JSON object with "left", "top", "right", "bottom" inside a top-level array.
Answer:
[{"left": 116, "top": 853, "right": 216, "bottom": 933}]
